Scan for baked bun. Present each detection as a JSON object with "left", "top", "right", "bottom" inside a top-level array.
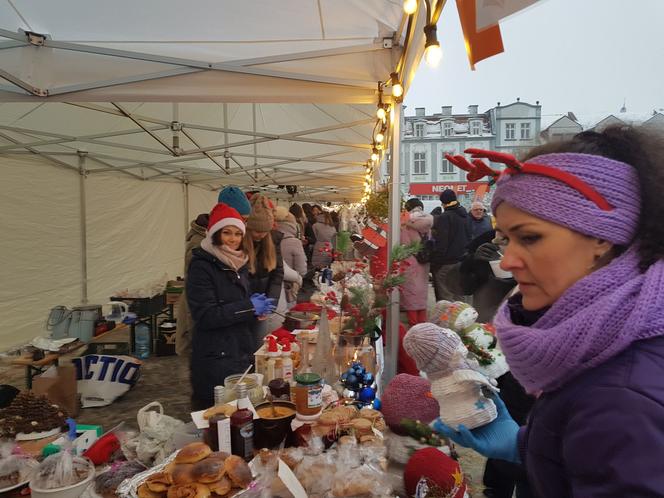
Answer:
[
  {"left": 146, "top": 472, "right": 172, "bottom": 492},
  {"left": 191, "top": 459, "right": 225, "bottom": 483},
  {"left": 166, "top": 483, "right": 211, "bottom": 498},
  {"left": 176, "top": 442, "right": 212, "bottom": 464},
  {"left": 207, "top": 451, "right": 230, "bottom": 461},
  {"left": 171, "top": 464, "right": 195, "bottom": 485},
  {"left": 203, "top": 404, "right": 236, "bottom": 420},
  {"left": 358, "top": 409, "right": 382, "bottom": 421},
  {"left": 223, "top": 455, "right": 252, "bottom": 488},
  {"left": 207, "top": 476, "right": 232, "bottom": 496},
  {"left": 138, "top": 483, "right": 165, "bottom": 498}
]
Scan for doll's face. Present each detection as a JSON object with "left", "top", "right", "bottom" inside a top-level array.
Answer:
[{"left": 455, "top": 307, "right": 479, "bottom": 330}]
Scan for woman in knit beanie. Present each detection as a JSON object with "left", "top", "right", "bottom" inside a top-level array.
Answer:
[
  {"left": 434, "top": 126, "right": 664, "bottom": 497},
  {"left": 245, "top": 194, "right": 284, "bottom": 342}
]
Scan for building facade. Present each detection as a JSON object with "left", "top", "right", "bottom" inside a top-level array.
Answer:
[{"left": 400, "top": 100, "right": 542, "bottom": 208}]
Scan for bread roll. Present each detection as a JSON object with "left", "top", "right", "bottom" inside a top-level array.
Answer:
[
  {"left": 203, "top": 404, "right": 236, "bottom": 420},
  {"left": 176, "top": 442, "right": 212, "bottom": 464},
  {"left": 207, "top": 451, "right": 230, "bottom": 461},
  {"left": 207, "top": 476, "right": 232, "bottom": 496},
  {"left": 146, "top": 472, "right": 172, "bottom": 492},
  {"left": 191, "top": 459, "right": 225, "bottom": 483},
  {"left": 223, "top": 455, "right": 252, "bottom": 488},
  {"left": 138, "top": 483, "right": 165, "bottom": 498},
  {"left": 171, "top": 464, "right": 195, "bottom": 485},
  {"left": 166, "top": 483, "right": 211, "bottom": 498}
]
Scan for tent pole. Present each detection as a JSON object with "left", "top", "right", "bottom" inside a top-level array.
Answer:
[
  {"left": 78, "top": 150, "right": 89, "bottom": 305},
  {"left": 183, "top": 181, "right": 190, "bottom": 234},
  {"left": 384, "top": 102, "right": 402, "bottom": 385}
]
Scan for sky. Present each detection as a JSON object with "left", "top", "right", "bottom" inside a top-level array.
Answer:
[{"left": 405, "top": 0, "right": 664, "bottom": 126}]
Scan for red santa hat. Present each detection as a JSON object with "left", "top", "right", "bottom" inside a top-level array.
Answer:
[
  {"left": 207, "top": 202, "right": 246, "bottom": 236},
  {"left": 404, "top": 447, "right": 467, "bottom": 498}
]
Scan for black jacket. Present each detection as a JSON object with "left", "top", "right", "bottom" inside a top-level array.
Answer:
[
  {"left": 186, "top": 247, "right": 256, "bottom": 405},
  {"left": 248, "top": 230, "right": 284, "bottom": 302},
  {"left": 431, "top": 204, "right": 472, "bottom": 267}
]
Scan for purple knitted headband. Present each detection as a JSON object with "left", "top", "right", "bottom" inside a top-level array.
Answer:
[{"left": 491, "top": 152, "right": 641, "bottom": 245}]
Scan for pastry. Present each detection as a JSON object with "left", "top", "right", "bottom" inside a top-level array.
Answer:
[
  {"left": 176, "top": 442, "right": 212, "bottom": 464},
  {"left": 338, "top": 435, "right": 357, "bottom": 446},
  {"left": 95, "top": 461, "right": 147, "bottom": 497},
  {"left": 171, "top": 464, "right": 195, "bottom": 485},
  {"left": 223, "top": 455, "right": 252, "bottom": 488},
  {"left": 138, "top": 483, "right": 165, "bottom": 498},
  {"left": 0, "top": 391, "right": 68, "bottom": 437},
  {"left": 146, "top": 472, "right": 173, "bottom": 492},
  {"left": 358, "top": 409, "right": 382, "bottom": 421},
  {"left": 203, "top": 404, "right": 236, "bottom": 420},
  {"left": 167, "top": 483, "right": 211, "bottom": 498},
  {"left": 207, "top": 476, "right": 232, "bottom": 496},
  {"left": 318, "top": 411, "right": 342, "bottom": 426},
  {"left": 191, "top": 459, "right": 225, "bottom": 483},
  {"left": 207, "top": 451, "right": 230, "bottom": 461},
  {"left": 350, "top": 417, "right": 373, "bottom": 437},
  {"left": 279, "top": 447, "right": 303, "bottom": 470}
]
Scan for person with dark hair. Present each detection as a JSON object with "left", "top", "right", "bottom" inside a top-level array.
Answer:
[
  {"left": 435, "top": 126, "right": 664, "bottom": 497},
  {"left": 431, "top": 206, "right": 443, "bottom": 216},
  {"left": 300, "top": 203, "right": 317, "bottom": 263},
  {"left": 400, "top": 198, "right": 434, "bottom": 326},
  {"left": 430, "top": 189, "right": 472, "bottom": 301},
  {"left": 187, "top": 203, "right": 274, "bottom": 409},
  {"left": 311, "top": 211, "right": 337, "bottom": 269}
]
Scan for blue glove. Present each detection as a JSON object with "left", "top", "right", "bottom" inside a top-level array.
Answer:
[
  {"left": 431, "top": 395, "right": 521, "bottom": 463},
  {"left": 264, "top": 297, "right": 277, "bottom": 313},
  {"left": 250, "top": 293, "right": 271, "bottom": 316}
]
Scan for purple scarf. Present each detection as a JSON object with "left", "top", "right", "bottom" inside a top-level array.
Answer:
[{"left": 494, "top": 247, "right": 664, "bottom": 393}]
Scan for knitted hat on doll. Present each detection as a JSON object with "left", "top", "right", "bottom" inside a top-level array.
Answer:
[
  {"left": 404, "top": 447, "right": 467, "bottom": 498},
  {"left": 430, "top": 301, "right": 478, "bottom": 332},
  {"left": 381, "top": 374, "right": 440, "bottom": 434},
  {"left": 246, "top": 194, "right": 275, "bottom": 232},
  {"left": 403, "top": 323, "right": 498, "bottom": 429}
]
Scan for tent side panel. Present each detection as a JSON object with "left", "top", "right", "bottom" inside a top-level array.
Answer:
[
  {"left": 85, "top": 175, "right": 186, "bottom": 306},
  {"left": 0, "top": 155, "right": 81, "bottom": 349}
]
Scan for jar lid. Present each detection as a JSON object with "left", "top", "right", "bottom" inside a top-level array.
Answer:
[{"left": 295, "top": 373, "right": 321, "bottom": 385}]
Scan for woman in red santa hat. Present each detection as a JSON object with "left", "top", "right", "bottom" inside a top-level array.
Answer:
[{"left": 186, "top": 202, "right": 275, "bottom": 410}]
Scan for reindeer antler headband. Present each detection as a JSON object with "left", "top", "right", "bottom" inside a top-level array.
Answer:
[{"left": 445, "top": 148, "right": 613, "bottom": 211}]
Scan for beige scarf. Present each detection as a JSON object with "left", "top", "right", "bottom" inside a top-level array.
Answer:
[{"left": 201, "top": 236, "right": 248, "bottom": 271}]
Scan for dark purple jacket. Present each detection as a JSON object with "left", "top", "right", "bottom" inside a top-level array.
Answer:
[{"left": 518, "top": 335, "right": 664, "bottom": 497}]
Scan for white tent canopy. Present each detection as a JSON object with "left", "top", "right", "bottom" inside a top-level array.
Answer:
[{"left": 0, "top": 0, "right": 432, "bottom": 357}]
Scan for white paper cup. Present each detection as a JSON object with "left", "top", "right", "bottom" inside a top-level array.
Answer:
[{"left": 489, "top": 260, "right": 513, "bottom": 279}]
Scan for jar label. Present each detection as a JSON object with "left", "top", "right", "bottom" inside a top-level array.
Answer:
[{"left": 307, "top": 386, "right": 323, "bottom": 408}]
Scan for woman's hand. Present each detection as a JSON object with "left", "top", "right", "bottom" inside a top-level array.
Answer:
[
  {"left": 250, "top": 293, "right": 276, "bottom": 316},
  {"left": 431, "top": 395, "right": 521, "bottom": 463}
]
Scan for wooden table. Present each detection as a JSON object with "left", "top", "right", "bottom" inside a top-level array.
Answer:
[{"left": 11, "top": 353, "right": 60, "bottom": 388}]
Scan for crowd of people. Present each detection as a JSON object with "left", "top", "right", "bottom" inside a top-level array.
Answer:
[{"left": 176, "top": 124, "right": 664, "bottom": 497}]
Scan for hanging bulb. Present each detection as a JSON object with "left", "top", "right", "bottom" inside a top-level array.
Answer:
[
  {"left": 371, "top": 147, "right": 379, "bottom": 162},
  {"left": 376, "top": 142, "right": 384, "bottom": 151},
  {"left": 390, "top": 72, "right": 403, "bottom": 98},
  {"left": 375, "top": 131, "right": 385, "bottom": 143},
  {"left": 376, "top": 106, "right": 387, "bottom": 121},
  {"left": 403, "top": 0, "right": 417, "bottom": 15},
  {"left": 424, "top": 25, "right": 442, "bottom": 68}
]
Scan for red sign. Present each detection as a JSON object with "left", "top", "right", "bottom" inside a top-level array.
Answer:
[{"left": 409, "top": 182, "right": 488, "bottom": 195}]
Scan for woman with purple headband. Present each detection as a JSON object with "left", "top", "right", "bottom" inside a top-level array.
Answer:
[{"left": 435, "top": 126, "right": 664, "bottom": 496}]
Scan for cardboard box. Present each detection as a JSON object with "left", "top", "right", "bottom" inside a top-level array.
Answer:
[{"left": 32, "top": 364, "right": 79, "bottom": 416}]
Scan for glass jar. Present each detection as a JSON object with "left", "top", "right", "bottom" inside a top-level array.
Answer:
[
  {"left": 292, "top": 373, "right": 323, "bottom": 419},
  {"left": 224, "top": 373, "right": 264, "bottom": 406}
]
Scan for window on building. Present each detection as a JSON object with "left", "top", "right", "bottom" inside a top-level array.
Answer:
[
  {"left": 415, "top": 122, "right": 425, "bottom": 137},
  {"left": 413, "top": 152, "right": 427, "bottom": 174},
  {"left": 520, "top": 122, "right": 531, "bottom": 139},
  {"left": 443, "top": 121, "right": 454, "bottom": 137},
  {"left": 505, "top": 123, "right": 516, "bottom": 140},
  {"left": 470, "top": 121, "right": 481, "bottom": 135},
  {"left": 441, "top": 154, "right": 455, "bottom": 174}
]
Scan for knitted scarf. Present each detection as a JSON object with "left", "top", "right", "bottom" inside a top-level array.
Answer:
[
  {"left": 494, "top": 246, "right": 664, "bottom": 393},
  {"left": 200, "top": 237, "right": 248, "bottom": 271}
]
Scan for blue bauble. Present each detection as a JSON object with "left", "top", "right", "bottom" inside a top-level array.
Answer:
[
  {"left": 358, "top": 386, "right": 376, "bottom": 403},
  {"left": 346, "top": 367, "right": 356, "bottom": 376},
  {"left": 340, "top": 372, "right": 349, "bottom": 383},
  {"left": 363, "top": 373, "right": 374, "bottom": 386},
  {"left": 346, "top": 374, "right": 358, "bottom": 386},
  {"left": 355, "top": 366, "right": 366, "bottom": 375},
  {"left": 372, "top": 398, "right": 381, "bottom": 410}
]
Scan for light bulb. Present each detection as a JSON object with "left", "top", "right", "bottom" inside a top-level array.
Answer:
[
  {"left": 403, "top": 0, "right": 417, "bottom": 15},
  {"left": 376, "top": 106, "right": 387, "bottom": 121},
  {"left": 424, "top": 25, "right": 442, "bottom": 68},
  {"left": 375, "top": 131, "right": 385, "bottom": 143},
  {"left": 424, "top": 42, "right": 442, "bottom": 67},
  {"left": 390, "top": 72, "right": 403, "bottom": 98},
  {"left": 376, "top": 143, "right": 384, "bottom": 151},
  {"left": 371, "top": 148, "right": 379, "bottom": 162}
]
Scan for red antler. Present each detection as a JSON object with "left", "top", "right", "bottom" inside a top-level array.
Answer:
[
  {"left": 445, "top": 154, "right": 499, "bottom": 182},
  {"left": 466, "top": 148, "right": 522, "bottom": 170}
]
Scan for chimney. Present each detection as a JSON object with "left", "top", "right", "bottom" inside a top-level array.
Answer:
[
  {"left": 468, "top": 105, "right": 478, "bottom": 115},
  {"left": 516, "top": 97, "right": 520, "bottom": 102},
  {"left": 415, "top": 107, "right": 425, "bottom": 117},
  {"left": 441, "top": 106, "right": 452, "bottom": 116}
]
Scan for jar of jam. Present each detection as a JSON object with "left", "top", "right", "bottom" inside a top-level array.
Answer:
[
  {"left": 230, "top": 408, "right": 254, "bottom": 461},
  {"left": 268, "top": 378, "right": 291, "bottom": 401},
  {"left": 292, "top": 373, "right": 323, "bottom": 420}
]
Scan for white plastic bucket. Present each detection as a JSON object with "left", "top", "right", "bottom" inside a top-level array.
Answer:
[{"left": 30, "top": 460, "right": 95, "bottom": 498}]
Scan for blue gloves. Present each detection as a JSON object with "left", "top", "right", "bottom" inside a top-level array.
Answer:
[
  {"left": 250, "top": 293, "right": 276, "bottom": 316},
  {"left": 431, "top": 395, "right": 521, "bottom": 463}
]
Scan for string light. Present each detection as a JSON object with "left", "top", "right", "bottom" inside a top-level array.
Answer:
[
  {"left": 403, "top": 0, "right": 417, "bottom": 15},
  {"left": 371, "top": 147, "right": 380, "bottom": 162},
  {"left": 376, "top": 105, "right": 387, "bottom": 121},
  {"left": 390, "top": 72, "right": 403, "bottom": 98},
  {"left": 424, "top": 24, "right": 442, "bottom": 68},
  {"left": 375, "top": 130, "right": 385, "bottom": 144}
]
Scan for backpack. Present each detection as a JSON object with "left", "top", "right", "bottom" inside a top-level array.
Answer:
[{"left": 414, "top": 232, "right": 434, "bottom": 264}]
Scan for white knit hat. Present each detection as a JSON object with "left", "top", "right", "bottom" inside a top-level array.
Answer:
[
  {"left": 429, "top": 301, "right": 479, "bottom": 332},
  {"left": 403, "top": 323, "right": 470, "bottom": 377}
]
